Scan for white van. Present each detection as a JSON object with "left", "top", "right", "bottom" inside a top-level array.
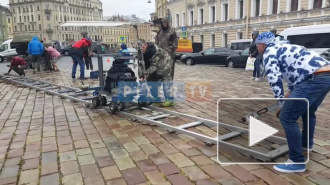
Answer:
[
  {"left": 279, "top": 24, "right": 330, "bottom": 54},
  {"left": 0, "top": 39, "right": 19, "bottom": 62},
  {"left": 227, "top": 39, "right": 252, "bottom": 52}
]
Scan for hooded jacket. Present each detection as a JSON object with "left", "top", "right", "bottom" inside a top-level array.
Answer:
[
  {"left": 249, "top": 31, "right": 259, "bottom": 57},
  {"left": 263, "top": 36, "right": 330, "bottom": 106},
  {"left": 155, "top": 18, "right": 178, "bottom": 55},
  {"left": 28, "top": 37, "right": 44, "bottom": 55},
  {"left": 70, "top": 38, "right": 92, "bottom": 58}
]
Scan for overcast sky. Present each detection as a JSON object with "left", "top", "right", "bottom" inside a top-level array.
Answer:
[{"left": 0, "top": 0, "right": 155, "bottom": 21}]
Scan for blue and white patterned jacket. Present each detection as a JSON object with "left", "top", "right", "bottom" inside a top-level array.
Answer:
[{"left": 263, "top": 37, "right": 330, "bottom": 106}]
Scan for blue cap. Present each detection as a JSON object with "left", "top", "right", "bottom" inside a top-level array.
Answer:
[{"left": 255, "top": 32, "right": 275, "bottom": 45}]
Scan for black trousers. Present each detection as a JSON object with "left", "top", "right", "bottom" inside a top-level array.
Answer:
[
  {"left": 13, "top": 65, "right": 26, "bottom": 76},
  {"left": 85, "top": 57, "right": 93, "bottom": 70}
]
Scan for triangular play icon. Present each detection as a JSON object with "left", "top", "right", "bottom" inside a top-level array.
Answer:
[{"left": 249, "top": 116, "right": 278, "bottom": 147}]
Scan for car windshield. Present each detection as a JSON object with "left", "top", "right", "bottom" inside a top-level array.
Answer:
[{"left": 241, "top": 48, "right": 249, "bottom": 55}]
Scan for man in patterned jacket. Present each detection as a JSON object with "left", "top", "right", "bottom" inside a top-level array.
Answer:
[
  {"left": 155, "top": 18, "right": 178, "bottom": 80},
  {"left": 140, "top": 39, "right": 174, "bottom": 107},
  {"left": 256, "top": 32, "right": 330, "bottom": 173}
]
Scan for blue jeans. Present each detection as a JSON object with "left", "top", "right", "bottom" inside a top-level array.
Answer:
[
  {"left": 253, "top": 56, "right": 261, "bottom": 78},
  {"left": 279, "top": 72, "right": 330, "bottom": 162},
  {"left": 71, "top": 55, "right": 85, "bottom": 78}
]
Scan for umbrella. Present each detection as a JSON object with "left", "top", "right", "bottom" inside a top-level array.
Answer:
[{"left": 12, "top": 35, "right": 41, "bottom": 43}]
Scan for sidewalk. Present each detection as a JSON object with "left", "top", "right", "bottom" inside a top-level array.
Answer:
[{"left": 0, "top": 63, "right": 329, "bottom": 185}]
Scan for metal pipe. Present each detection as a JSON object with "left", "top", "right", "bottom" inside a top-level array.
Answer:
[{"left": 97, "top": 43, "right": 104, "bottom": 88}]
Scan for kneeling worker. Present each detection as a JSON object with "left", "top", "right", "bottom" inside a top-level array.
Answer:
[
  {"left": 5, "top": 56, "right": 27, "bottom": 76},
  {"left": 256, "top": 32, "right": 330, "bottom": 173},
  {"left": 140, "top": 39, "right": 174, "bottom": 107}
]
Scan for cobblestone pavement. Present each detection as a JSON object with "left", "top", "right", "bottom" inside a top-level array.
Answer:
[{"left": 0, "top": 57, "right": 329, "bottom": 185}]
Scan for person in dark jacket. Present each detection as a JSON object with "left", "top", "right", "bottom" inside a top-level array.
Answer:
[
  {"left": 28, "top": 36, "right": 44, "bottom": 74},
  {"left": 5, "top": 56, "right": 27, "bottom": 76},
  {"left": 249, "top": 31, "right": 261, "bottom": 81},
  {"left": 70, "top": 36, "right": 92, "bottom": 80},
  {"left": 118, "top": 43, "right": 130, "bottom": 63}
]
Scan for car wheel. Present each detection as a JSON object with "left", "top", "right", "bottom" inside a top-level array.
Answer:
[
  {"left": 64, "top": 51, "right": 70, "bottom": 56},
  {"left": 186, "top": 58, "right": 195, "bottom": 66},
  {"left": 0, "top": 56, "right": 4, "bottom": 63},
  {"left": 227, "top": 60, "right": 234, "bottom": 68}
]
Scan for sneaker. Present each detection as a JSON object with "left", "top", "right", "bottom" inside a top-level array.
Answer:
[
  {"left": 251, "top": 77, "right": 255, "bottom": 80},
  {"left": 302, "top": 147, "right": 313, "bottom": 152},
  {"left": 254, "top": 78, "right": 260, "bottom": 82},
  {"left": 79, "top": 77, "right": 89, "bottom": 80},
  {"left": 161, "top": 100, "right": 174, "bottom": 107},
  {"left": 273, "top": 159, "right": 306, "bottom": 173}
]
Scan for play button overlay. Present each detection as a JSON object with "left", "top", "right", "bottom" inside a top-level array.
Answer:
[{"left": 249, "top": 116, "right": 279, "bottom": 147}]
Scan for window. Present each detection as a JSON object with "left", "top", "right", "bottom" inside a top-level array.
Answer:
[
  {"left": 204, "top": 48, "right": 215, "bottom": 54},
  {"left": 182, "top": 13, "right": 186, "bottom": 26},
  {"left": 28, "top": 25, "right": 30, "bottom": 31},
  {"left": 287, "top": 33, "right": 330, "bottom": 48},
  {"left": 19, "top": 25, "right": 22, "bottom": 31},
  {"left": 237, "top": 32, "right": 243, "bottom": 39},
  {"left": 0, "top": 44, "right": 8, "bottom": 51},
  {"left": 223, "top": 33, "right": 228, "bottom": 47},
  {"left": 215, "top": 48, "right": 229, "bottom": 53},
  {"left": 32, "top": 25, "right": 34, "bottom": 31},
  {"left": 313, "top": 0, "right": 322, "bottom": 9},
  {"left": 31, "top": 15, "right": 34, "bottom": 22},
  {"left": 199, "top": 8, "right": 204, "bottom": 24},
  {"left": 19, "top": 16, "right": 21, "bottom": 22},
  {"left": 37, "top": 4, "right": 40, "bottom": 11},
  {"left": 27, "top": 16, "right": 29, "bottom": 22},
  {"left": 210, "top": 6, "right": 216, "bottom": 23},
  {"left": 291, "top": 0, "right": 299, "bottom": 11},
  {"left": 241, "top": 48, "right": 250, "bottom": 55},
  {"left": 14, "top": 26, "right": 17, "bottom": 32},
  {"left": 30, "top": 5, "right": 33, "bottom": 12},
  {"left": 222, "top": 3, "right": 228, "bottom": 21},
  {"left": 176, "top": 14, "right": 179, "bottom": 27},
  {"left": 24, "top": 16, "right": 26, "bottom": 22},
  {"left": 272, "top": 0, "right": 278, "bottom": 14},
  {"left": 237, "top": 0, "right": 244, "bottom": 19},
  {"left": 9, "top": 27, "right": 11, "bottom": 33},
  {"left": 189, "top": 10, "right": 194, "bottom": 26},
  {"left": 39, "top": 24, "right": 41, "bottom": 30},
  {"left": 38, "top": 14, "right": 41, "bottom": 21},
  {"left": 211, "top": 34, "right": 215, "bottom": 47},
  {"left": 255, "top": 0, "right": 260, "bottom": 16},
  {"left": 200, "top": 35, "right": 204, "bottom": 45},
  {"left": 7, "top": 18, "right": 10, "bottom": 23}
]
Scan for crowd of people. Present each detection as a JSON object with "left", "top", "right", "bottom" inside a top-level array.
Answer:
[{"left": 5, "top": 36, "right": 61, "bottom": 76}]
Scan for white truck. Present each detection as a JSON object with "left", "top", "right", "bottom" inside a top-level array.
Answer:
[{"left": 0, "top": 39, "right": 19, "bottom": 62}]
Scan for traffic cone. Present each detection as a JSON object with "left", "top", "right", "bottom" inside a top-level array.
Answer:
[{"left": 107, "top": 58, "right": 110, "bottom": 63}]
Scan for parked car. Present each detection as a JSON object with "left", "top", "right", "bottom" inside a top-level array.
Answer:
[
  {"left": 0, "top": 39, "right": 19, "bottom": 62},
  {"left": 61, "top": 42, "right": 76, "bottom": 56},
  {"left": 321, "top": 48, "right": 330, "bottom": 61},
  {"left": 225, "top": 47, "right": 250, "bottom": 68},
  {"left": 227, "top": 39, "right": 252, "bottom": 53},
  {"left": 180, "top": 47, "right": 237, "bottom": 65}
]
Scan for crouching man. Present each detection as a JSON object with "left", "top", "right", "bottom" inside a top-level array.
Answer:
[
  {"left": 140, "top": 39, "right": 174, "bottom": 107},
  {"left": 256, "top": 32, "right": 330, "bottom": 173},
  {"left": 5, "top": 56, "right": 27, "bottom": 76}
]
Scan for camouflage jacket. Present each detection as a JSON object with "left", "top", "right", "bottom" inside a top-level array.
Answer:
[
  {"left": 143, "top": 45, "right": 172, "bottom": 79},
  {"left": 155, "top": 27, "right": 178, "bottom": 54}
]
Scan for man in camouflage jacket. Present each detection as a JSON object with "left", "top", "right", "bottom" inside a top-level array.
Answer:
[
  {"left": 155, "top": 18, "right": 178, "bottom": 80},
  {"left": 140, "top": 40, "right": 174, "bottom": 107}
]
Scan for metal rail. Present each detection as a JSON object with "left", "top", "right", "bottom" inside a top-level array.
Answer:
[{"left": 0, "top": 75, "right": 289, "bottom": 162}]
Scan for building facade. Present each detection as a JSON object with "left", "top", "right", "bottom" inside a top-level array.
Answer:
[
  {"left": 0, "top": 6, "right": 10, "bottom": 42},
  {"left": 7, "top": 0, "right": 103, "bottom": 42},
  {"left": 58, "top": 22, "right": 153, "bottom": 49},
  {"left": 163, "top": 0, "right": 330, "bottom": 49}
]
